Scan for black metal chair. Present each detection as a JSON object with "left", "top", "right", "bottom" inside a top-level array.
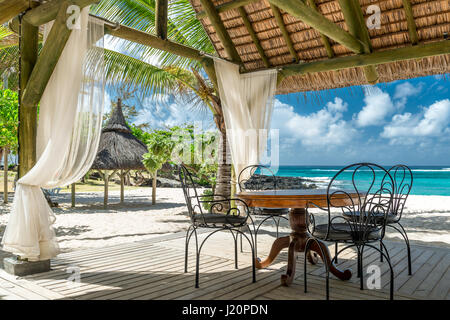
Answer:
[
  {"left": 381, "top": 165, "right": 413, "bottom": 275},
  {"left": 179, "top": 164, "right": 256, "bottom": 288},
  {"left": 341, "top": 165, "right": 414, "bottom": 275},
  {"left": 304, "top": 163, "right": 395, "bottom": 300},
  {"left": 238, "top": 165, "right": 289, "bottom": 256}
]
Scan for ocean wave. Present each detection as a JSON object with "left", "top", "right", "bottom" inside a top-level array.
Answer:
[
  {"left": 411, "top": 169, "right": 450, "bottom": 172},
  {"left": 307, "top": 168, "right": 450, "bottom": 173}
]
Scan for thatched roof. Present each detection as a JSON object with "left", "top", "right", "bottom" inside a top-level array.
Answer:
[
  {"left": 190, "top": 0, "right": 450, "bottom": 94},
  {"left": 91, "top": 99, "right": 148, "bottom": 171}
]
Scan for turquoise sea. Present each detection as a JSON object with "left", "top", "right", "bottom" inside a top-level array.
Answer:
[{"left": 273, "top": 166, "right": 450, "bottom": 196}]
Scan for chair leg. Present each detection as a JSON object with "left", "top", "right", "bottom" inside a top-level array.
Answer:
[
  {"left": 195, "top": 252, "right": 200, "bottom": 288},
  {"left": 238, "top": 229, "right": 256, "bottom": 283},
  {"left": 335, "top": 242, "right": 338, "bottom": 264},
  {"left": 396, "top": 223, "right": 412, "bottom": 275},
  {"left": 360, "top": 246, "right": 365, "bottom": 290},
  {"left": 357, "top": 248, "right": 361, "bottom": 278},
  {"left": 380, "top": 241, "right": 384, "bottom": 262},
  {"left": 231, "top": 231, "right": 238, "bottom": 269},
  {"left": 365, "top": 243, "right": 395, "bottom": 300},
  {"left": 185, "top": 226, "right": 195, "bottom": 273},
  {"left": 184, "top": 227, "right": 190, "bottom": 273},
  {"left": 274, "top": 216, "right": 280, "bottom": 238},
  {"left": 240, "top": 233, "right": 243, "bottom": 253}
]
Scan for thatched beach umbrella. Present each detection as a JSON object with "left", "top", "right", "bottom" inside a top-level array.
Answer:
[{"left": 85, "top": 98, "right": 148, "bottom": 208}]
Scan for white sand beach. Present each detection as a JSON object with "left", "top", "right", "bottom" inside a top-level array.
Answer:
[{"left": 0, "top": 188, "right": 449, "bottom": 254}]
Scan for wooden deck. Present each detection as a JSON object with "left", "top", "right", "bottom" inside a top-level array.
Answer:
[{"left": 0, "top": 231, "right": 449, "bottom": 300}]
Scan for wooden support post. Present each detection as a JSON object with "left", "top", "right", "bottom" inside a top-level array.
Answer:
[
  {"left": 197, "top": 0, "right": 258, "bottom": 19},
  {"left": 306, "top": 0, "right": 334, "bottom": 58},
  {"left": 338, "top": 0, "right": 378, "bottom": 84},
  {"left": 155, "top": 0, "right": 168, "bottom": 40},
  {"left": 71, "top": 183, "right": 75, "bottom": 207},
  {"left": 267, "top": 0, "right": 364, "bottom": 54},
  {"left": 120, "top": 169, "right": 124, "bottom": 204},
  {"left": 21, "top": 1, "right": 74, "bottom": 110},
  {"left": 402, "top": 0, "right": 418, "bottom": 45},
  {"left": 18, "top": 20, "right": 39, "bottom": 178},
  {"left": 270, "top": 4, "right": 298, "bottom": 63},
  {"left": 238, "top": 7, "right": 270, "bottom": 67},
  {"left": 199, "top": 0, "right": 242, "bottom": 63},
  {"left": 104, "top": 170, "right": 108, "bottom": 208},
  {"left": 3, "top": 147, "right": 8, "bottom": 204}
]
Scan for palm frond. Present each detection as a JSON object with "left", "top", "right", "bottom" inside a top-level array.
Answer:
[
  {"left": 104, "top": 48, "right": 198, "bottom": 99},
  {"left": 91, "top": 0, "right": 214, "bottom": 70}
]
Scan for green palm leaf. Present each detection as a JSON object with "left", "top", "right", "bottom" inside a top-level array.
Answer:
[
  {"left": 103, "top": 48, "right": 212, "bottom": 111},
  {"left": 92, "top": 0, "right": 214, "bottom": 70}
]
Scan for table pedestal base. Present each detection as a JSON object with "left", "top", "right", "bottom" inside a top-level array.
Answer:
[{"left": 255, "top": 208, "right": 352, "bottom": 286}]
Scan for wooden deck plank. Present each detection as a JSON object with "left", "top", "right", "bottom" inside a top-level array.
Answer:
[
  {"left": 70, "top": 256, "right": 225, "bottom": 299},
  {"left": 1, "top": 233, "right": 447, "bottom": 301},
  {"left": 412, "top": 252, "right": 450, "bottom": 298},
  {"left": 86, "top": 259, "right": 236, "bottom": 300},
  {"left": 391, "top": 247, "right": 434, "bottom": 291},
  {"left": 429, "top": 264, "right": 450, "bottom": 299},
  {"left": 49, "top": 252, "right": 208, "bottom": 295},
  {"left": 29, "top": 245, "right": 177, "bottom": 283},
  {"left": 399, "top": 250, "right": 446, "bottom": 296},
  {"left": 27, "top": 244, "right": 168, "bottom": 281},
  {"left": 45, "top": 248, "right": 192, "bottom": 290},
  {"left": 177, "top": 265, "right": 284, "bottom": 300}
]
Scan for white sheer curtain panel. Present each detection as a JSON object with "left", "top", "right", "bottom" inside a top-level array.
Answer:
[
  {"left": 214, "top": 59, "right": 277, "bottom": 180},
  {"left": 2, "top": 7, "right": 105, "bottom": 261}
]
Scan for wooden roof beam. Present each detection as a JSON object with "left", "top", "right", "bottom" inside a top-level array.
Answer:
[
  {"left": 306, "top": 0, "right": 334, "bottom": 58},
  {"left": 196, "top": 0, "right": 259, "bottom": 19},
  {"left": 278, "top": 40, "right": 450, "bottom": 79},
  {"left": 0, "top": 0, "right": 30, "bottom": 25},
  {"left": 199, "top": 0, "right": 242, "bottom": 63},
  {"left": 155, "top": 0, "right": 168, "bottom": 40},
  {"left": 338, "top": 0, "right": 378, "bottom": 84},
  {"left": 22, "top": 0, "right": 99, "bottom": 26},
  {"left": 402, "top": 0, "right": 419, "bottom": 45},
  {"left": 269, "top": 4, "right": 298, "bottom": 63},
  {"left": 267, "top": 0, "right": 365, "bottom": 54},
  {"left": 21, "top": 0, "right": 98, "bottom": 108},
  {"left": 238, "top": 7, "right": 270, "bottom": 67}
]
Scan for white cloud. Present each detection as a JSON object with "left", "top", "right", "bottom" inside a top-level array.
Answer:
[
  {"left": 354, "top": 87, "right": 395, "bottom": 127},
  {"left": 394, "top": 81, "right": 423, "bottom": 109},
  {"left": 381, "top": 99, "right": 450, "bottom": 144},
  {"left": 326, "top": 97, "right": 348, "bottom": 113},
  {"left": 133, "top": 97, "right": 214, "bottom": 129},
  {"left": 271, "top": 97, "right": 356, "bottom": 147},
  {"left": 394, "top": 82, "right": 422, "bottom": 100}
]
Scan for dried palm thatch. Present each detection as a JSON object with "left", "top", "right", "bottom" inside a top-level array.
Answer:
[
  {"left": 190, "top": 0, "right": 450, "bottom": 94},
  {"left": 91, "top": 98, "right": 148, "bottom": 171}
]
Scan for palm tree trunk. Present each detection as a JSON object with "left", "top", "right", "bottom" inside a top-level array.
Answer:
[
  {"left": 3, "top": 147, "right": 8, "bottom": 204},
  {"left": 152, "top": 171, "right": 157, "bottom": 205},
  {"left": 209, "top": 96, "right": 232, "bottom": 200},
  {"left": 215, "top": 126, "right": 231, "bottom": 199}
]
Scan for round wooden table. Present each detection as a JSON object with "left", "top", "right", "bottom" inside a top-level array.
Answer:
[{"left": 237, "top": 189, "right": 353, "bottom": 286}]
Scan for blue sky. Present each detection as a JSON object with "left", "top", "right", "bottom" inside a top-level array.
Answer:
[{"left": 106, "top": 74, "right": 449, "bottom": 166}]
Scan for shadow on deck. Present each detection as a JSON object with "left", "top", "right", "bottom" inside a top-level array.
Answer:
[{"left": 0, "top": 230, "right": 448, "bottom": 300}]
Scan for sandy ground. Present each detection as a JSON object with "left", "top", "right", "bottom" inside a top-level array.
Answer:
[{"left": 0, "top": 188, "right": 449, "bottom": 255}]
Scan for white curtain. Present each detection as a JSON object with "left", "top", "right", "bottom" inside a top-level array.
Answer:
[
  {"left": 214, "top": 59, "right": 277, "bottom": 179},
  {"left": 2, "top": 7, "right": 105, "bottom": 261}
]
